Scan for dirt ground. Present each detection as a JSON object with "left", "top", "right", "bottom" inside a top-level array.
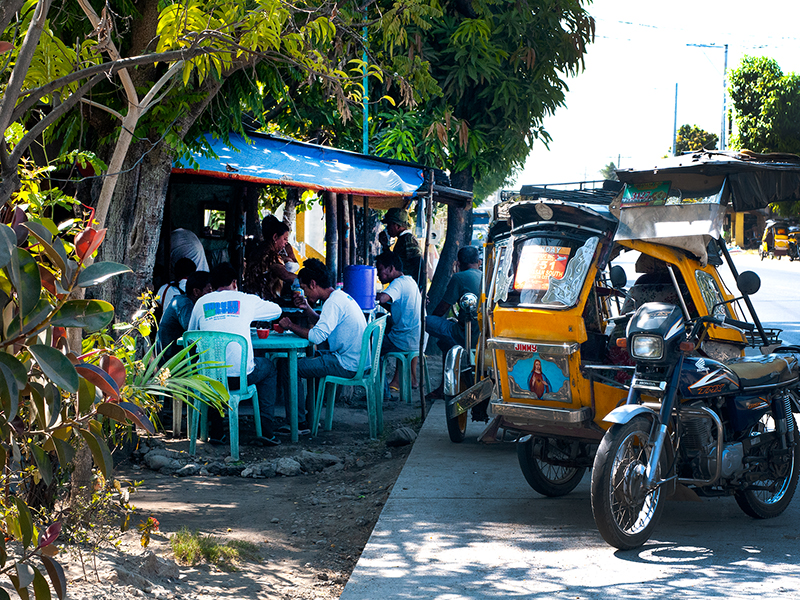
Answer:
[{"left": 56, "top": 380, "right": 435, "bottom": 600}]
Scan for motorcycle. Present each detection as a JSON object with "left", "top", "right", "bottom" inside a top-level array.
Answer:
[
  {"left": 591, "top": 270, "right": 800, "bottom": 549},
  {"left": 788, "top": 228, "right": 800, "bottom": 261},
  {"left": 443, "top": 292, "right": 491, "bottom": 442}
]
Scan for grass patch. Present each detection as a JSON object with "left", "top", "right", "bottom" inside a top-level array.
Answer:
[{"left": 170, "top": 527, "right": 262, "bottom": 571}]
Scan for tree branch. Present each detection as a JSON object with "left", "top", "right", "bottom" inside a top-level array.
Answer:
[{"left": 0, "top": 0, "right": 52, "bottom": 135}]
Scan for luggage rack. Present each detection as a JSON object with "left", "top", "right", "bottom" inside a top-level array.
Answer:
[{"left": 746, "top": 327, "right": 782, "bottom": 347}]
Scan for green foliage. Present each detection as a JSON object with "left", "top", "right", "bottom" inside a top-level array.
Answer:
[
  {"left": 599, "top": 162, "right": 618, "bottom": 181},
  {"left": 369, "top": 0, "right": 596, "bottom": 194},
  {"left": 673, "top": 124, "right": 718, "bottom": 154},
  {"left": 170, "top": 528, "right": 262, "bottom": 571},
  {"left": 729, "top": 56, "right": 800, "bottom": 154},
  {"left": 0, "top": 152, "right": 228, "bottom": 598},
  {"left": 728, "top": 56, "right": 800, "bottom": 216}
]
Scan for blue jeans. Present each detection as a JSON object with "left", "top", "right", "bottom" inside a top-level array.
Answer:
[
  {"left": 212, "top": 355, "right": 277, "bottom": 438},
  {"left": 297, "top": 350, "right": 356, "bottom": 380},
  {"left": 425, "top": 315, "right": 463, "bottom": 353},
  {"left": 249, "top": 356, "right": 277, "bottom": 425}
]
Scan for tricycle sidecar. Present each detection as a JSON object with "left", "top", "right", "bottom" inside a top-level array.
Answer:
[{"left": 445, "top": 180, "right": 758, "bottom": 497}]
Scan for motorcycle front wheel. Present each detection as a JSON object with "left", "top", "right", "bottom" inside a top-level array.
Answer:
[
  {"left": 591, "top": 416, "right": 665, "bottom": 549},
  {"left": 735, "top": 422, "right": 800, "bottom": 519},
  {"left": 517, "top": 436, "right": 585, "bottom": 497},
  {"left": 445, "top": 400, "right": 468, "bottom": 443}
]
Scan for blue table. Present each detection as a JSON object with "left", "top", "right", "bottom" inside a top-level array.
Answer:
[{"left": 251, "top": 330, "right": 313, "bottom": 442}]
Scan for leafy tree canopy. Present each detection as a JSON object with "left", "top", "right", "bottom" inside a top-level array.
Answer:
[
  {"left": 674, "top": 124, "right": 718, "bottom": 154},
  {"left": 600, "top": 161, "right": 617, "bottom": 181},
  {"left": 728, "top": 56, "right": 800, "bottom": 155},
  {"left": 369, "top": 0, "right": 596, "bottom": 198},
  {"left": 728, "top": 56, "right": 800, "bottom": 216}
]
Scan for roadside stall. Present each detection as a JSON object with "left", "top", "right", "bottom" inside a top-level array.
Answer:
[{"left": 164, "top": 131, "right": 471, "bottom": 435}]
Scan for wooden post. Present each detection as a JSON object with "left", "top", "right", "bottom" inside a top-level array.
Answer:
[
  {"left": 363, "top": 196, "right": 370, "bottom": 265},
  {"left": 349, "top": 194, "right": 357, "bottom": 265},
  {"left": 337, "top": 193, "right": 347, "bottom": 280},
  {"left": 325, "top": 191, "right": 338, "bottom": 277}
]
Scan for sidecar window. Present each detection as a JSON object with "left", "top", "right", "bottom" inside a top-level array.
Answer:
[
  {"left": 695, "top": 270, "right": 731, "bottom": 318},
  {"left": 505, "top": 235, "right": 599, "bottom": 308}
]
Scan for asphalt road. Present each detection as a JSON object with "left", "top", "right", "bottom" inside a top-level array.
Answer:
[{"left": 341, "top": 249, "right": 800, "bottom": 600}]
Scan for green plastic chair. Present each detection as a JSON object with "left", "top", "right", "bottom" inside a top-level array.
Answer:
[
  {"left": 381, "top": 349, "right": 431, "bottom": 404},
  {"left": 182, "top": 331, "right": 261, "bottom": 461},
  {"left": 312, "top": 315, "right": 388, "bottom": 439}
]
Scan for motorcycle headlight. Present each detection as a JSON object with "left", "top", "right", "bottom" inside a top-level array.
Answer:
[{"left": 631, "top": 334, "right": 664, "bottom": 360}]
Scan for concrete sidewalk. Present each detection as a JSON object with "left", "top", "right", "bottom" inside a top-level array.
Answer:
[
  {"left": 340, "top": 401, "right": 543, "bottom": 599},
  {"left": 340, "top": 398, "right": 800, "bottom": 599}
]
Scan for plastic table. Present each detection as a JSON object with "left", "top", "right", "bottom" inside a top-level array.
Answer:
[{"left": 251, "top": 330, "right": 313, "bottom": 442}]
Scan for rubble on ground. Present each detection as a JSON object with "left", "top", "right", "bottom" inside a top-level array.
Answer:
[{"left": 133, "top": 434, "right": 404, "bottom": 479}]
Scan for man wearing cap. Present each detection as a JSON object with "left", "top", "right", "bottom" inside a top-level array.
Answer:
[{"left": 379, "top": 208, "right": 423, "bottom": 290}]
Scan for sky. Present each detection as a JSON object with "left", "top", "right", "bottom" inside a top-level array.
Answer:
[{"left": 509, "top": 0, "right": 800, "bottom": 188}]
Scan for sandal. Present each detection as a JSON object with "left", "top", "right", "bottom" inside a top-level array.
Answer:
[
  {"left": 251, "top": 435, "right": 281, "bottom": 447},
  {"left": 389, "top": 384, "right": 400, "bottom": 393}
]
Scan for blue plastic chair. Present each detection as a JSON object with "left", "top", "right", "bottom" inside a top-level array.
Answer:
[
  {"left": 381, "top": 349, "right": 431, "bottom": 404},
  {"left": 312, "top": 316, "right": 388, "bottom": 439},
  {"left": 182, "top": 331, "right": 261, "bottom": 461}
]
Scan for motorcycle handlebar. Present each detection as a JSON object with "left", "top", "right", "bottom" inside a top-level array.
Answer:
[{"left": 702, "top": 315, "right": 755, "bottom": 332}]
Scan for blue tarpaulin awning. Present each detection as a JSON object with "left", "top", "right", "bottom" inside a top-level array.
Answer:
[{"left": 173, "top": 132, "right": 425, "bottom": 207}]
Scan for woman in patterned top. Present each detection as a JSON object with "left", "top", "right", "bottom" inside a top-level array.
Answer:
[{"left": 244, "top": 214, "right": 299, "bottom": 300}]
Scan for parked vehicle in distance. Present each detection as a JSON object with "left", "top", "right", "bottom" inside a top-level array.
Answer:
[{"left": 760, "top": 220, "right": 790, "bottom": 260}]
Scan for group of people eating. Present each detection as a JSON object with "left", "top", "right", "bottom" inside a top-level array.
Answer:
[{"left": 155, "top": 206, "right": 482, "bottom": 446}]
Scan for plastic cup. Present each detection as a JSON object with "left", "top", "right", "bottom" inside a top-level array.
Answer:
[
  {"left": 257, "top": 329, "right": 270, "bottom": 339},
  {"left": 273, "top": 323, "right": 285, "bottom": 334}
]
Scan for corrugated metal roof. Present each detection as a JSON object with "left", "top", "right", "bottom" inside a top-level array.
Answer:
[{"left": 172, "top": 132, "right": 425, "bottom": 200}]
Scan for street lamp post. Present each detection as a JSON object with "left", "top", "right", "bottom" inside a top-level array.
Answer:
[{"left": 686, "top": 43, "right": 729, "bottom": 151}]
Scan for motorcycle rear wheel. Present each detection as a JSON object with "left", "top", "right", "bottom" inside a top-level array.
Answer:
[
  {"left": 735, "top": 424, "right": 800, "bottom": 519},
  {"left": 517, "top": 437, "right": 585, "bottom": 497},
  {"left": 591, "top": 416, "right": 665, "bottom": 550}
]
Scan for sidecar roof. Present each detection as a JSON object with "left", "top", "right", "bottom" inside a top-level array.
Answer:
[
  {"left": 489, "top": 184, "right": 620, "bottom": 242},
  {"left": 616, "top": 150, "right": 800, "bottom": 212}
]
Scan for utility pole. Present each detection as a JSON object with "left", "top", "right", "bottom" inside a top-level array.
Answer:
[
  {"left": 672, "top": 83, "right": 678, "bottom": 156},
  {"left": 687, "top": 43, "right": 728, "bottom": 151}
]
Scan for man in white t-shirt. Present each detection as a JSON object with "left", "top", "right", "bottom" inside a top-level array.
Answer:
[
  {"left": 278, "top": 259, "right": 366, "bottom": 430},
  {"left": 188, "top": 263, "right": 282, "bottom": 445},
  {"left": 376, "top": 250, "right": 422, "bottom": 392}
]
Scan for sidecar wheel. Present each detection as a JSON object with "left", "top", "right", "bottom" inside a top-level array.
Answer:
[
  {"left": 591, "top": 416, "right": 665, "bottom": 550},
  {"left": 517, "top": 437, "right": 585, "bottom": 497},
  {"left": 735, "top": 424, "right": 800, "bottom": 519},
  {"left": 446, "top": 402, "right": 468, "bottom": 443}
]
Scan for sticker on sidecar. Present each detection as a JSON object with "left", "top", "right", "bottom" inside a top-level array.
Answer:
[
  {"left": 506, "top": 351, "right": 571, "bottom": 403},
  {"left": 514, "top": 343, "right": 537, "bottom": 352}
]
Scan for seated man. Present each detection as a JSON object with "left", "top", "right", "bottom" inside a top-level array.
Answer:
[
  {"left": 157, "top": 270, "right": 212, "bottom": 363},
  {"left": 188, "top": 263, "right": 282, "bottom": 446},
  {"left": 278, "top": 259, "right": 366, "bottom": 428},
  {"left": 425, "top": 246, "right": 482, "bottom": 397},
  {"left": 426, "top": 245, "right": 481, "bottom": 353},
  {"left": 379, "top": 208, "right": 423, "bottom": 289},
  {"left": 375, "top": 250, "right": 422, "bottom": 392}
]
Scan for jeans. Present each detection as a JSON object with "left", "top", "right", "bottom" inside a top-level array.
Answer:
[
  {"left": 212, "top": 355, "right": 277, "bottom": 438},
  {"left": 425, "top": 315, "right": 463, "bottom": 353},
  {"left": 297, "top": 350, "right": 356, "bottom": 380}
]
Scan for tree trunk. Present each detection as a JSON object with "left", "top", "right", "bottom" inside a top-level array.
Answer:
[
  {"left": 428, "top": 168, "right": 474, "bottom": 308},
  {"left": 284, "top": 187, "right": 300, "bottom": 232},
  {"left": 93, "top": 141, "right": 172, "bottom": 318}
]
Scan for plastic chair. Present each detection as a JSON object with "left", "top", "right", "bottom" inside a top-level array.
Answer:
[
  {"left": 312, "top": 316, "right": 388, "bottom": 439},
  {"left": 381, "top": 349, "right": 431, "bottom": 404},
  {"left": 182, "top": 331, "right": 261, "bottom": 461}
]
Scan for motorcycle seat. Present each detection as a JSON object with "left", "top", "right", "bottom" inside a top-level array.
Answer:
[{"left": 727, "top": 354, "right": 799, "bottom": 389}]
